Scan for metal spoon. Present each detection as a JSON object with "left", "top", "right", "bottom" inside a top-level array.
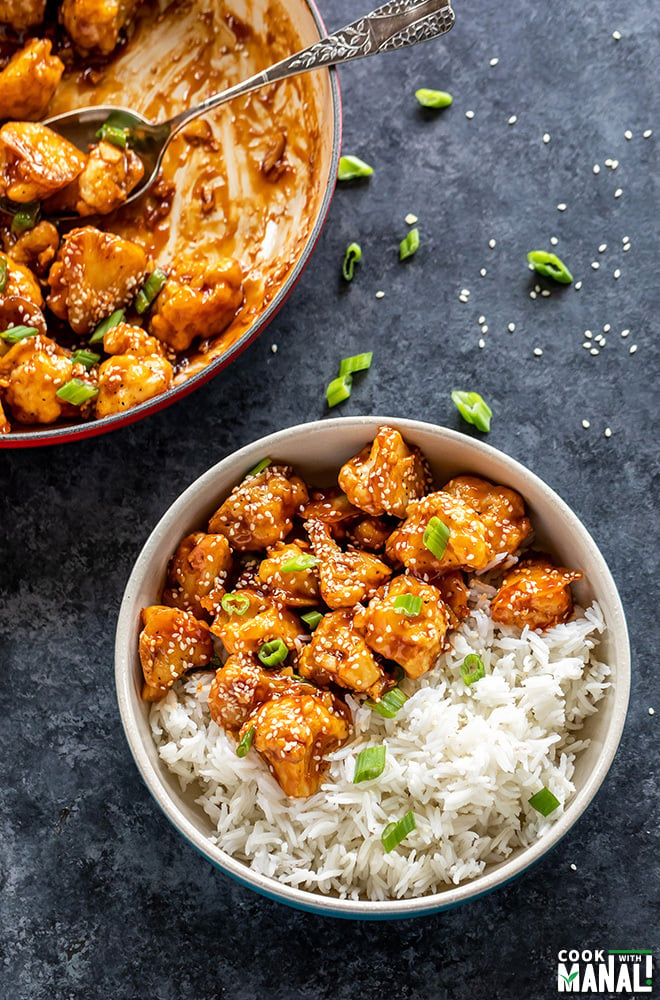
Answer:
[{"left": 0, "top": 0, "right": 454, "bottom": 220}]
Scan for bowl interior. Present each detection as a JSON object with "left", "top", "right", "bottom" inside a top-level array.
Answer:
[{"left": 116, "top": 417, "right": 630, "bottom": 916}]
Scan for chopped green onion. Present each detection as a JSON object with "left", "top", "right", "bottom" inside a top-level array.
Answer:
[
  {"left": 11, "top": 202, "right": 39, "bottom": 235},
  {"left": 399, "top": 227, "right": 420, "bottom": 261},
  {"left": 338, "top": 352, "right": 373, "bottom": 377},
  {"left": 71, "top": 349, "right": 101, "bottom": 370},
  {"left": 381, "top": 810, "right": 416, "bottom": 852},
  {"left": 220, "top": 592, "right": 251, "bottom": 616},
  {"left": 529, "top": 787, "right": 561, "bottom": 816},
  {"left": 451, "top": 389, "right": 493, "bottom": 433},
  {"left": 527, "top": 250, "right": 573, "bottom": 284},
  {"left": 258, "top": 638, "right": 288, "bottom": 667},
  {"left": 422, "top": 516, "right": 450, "bottom": 560},
  {"left": 326, "top": 373, "right": 352, "bottom": 408},
  {"left": 342, "top": 242, "right": 362, "bottom": 281},
  {"left": 393, "top": 594, "right": 423, "bottom": 617},
  {"left": 0, "top": 325, "right": 39, "bottom": 344},
  {"left": 0, "top": 258, "right": 7, "bottom": 294},
  {"left": 300, "top": 610, "right": 323, "bottom": 631},
  {"left": 236, "top": 725, "right": 255, "bottom": 758},
  {"left": 245, "top": 457, "right": 271, "bottom": 478},
  {"left": 135, "top": 268, "right": 168, "bottom": 315},
  {"left": 353, "top": 745, "right": 386, "bottom": 784},
  {"left": 89, "top": 308, "right": 124, "bottom": 345},
  {"left": 367, "top": 687, "right": 407, "bottom": 719},
  {"left": 461, "top": 653, "right": 486, "bottom": 686},
  {"left": 415, "top": 88, "right": 453, "bottom": 109},
  {"left": 337, "top": 154, "right": 373, "bottom": 181},
  {"left": 96, "top": 123, "right": 128, "bottom": 148},
  {"left": 55, "top": 378, "right": 99, "bottom": 406},
  {"left": 280, "top": 553, "right": 319, "bottom": 573}
]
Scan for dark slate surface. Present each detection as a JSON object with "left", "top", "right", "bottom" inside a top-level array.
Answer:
[{"left": 1, "top": 1, "right": 658, "bottom": 997}]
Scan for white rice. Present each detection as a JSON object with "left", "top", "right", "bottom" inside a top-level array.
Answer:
[{"left": 149, "top": 598, "right": 610, "bottom": 900}]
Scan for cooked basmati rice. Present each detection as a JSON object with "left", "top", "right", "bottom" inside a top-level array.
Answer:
[{"left": 150, "top": 599, "right": 609, "bottom": 900}]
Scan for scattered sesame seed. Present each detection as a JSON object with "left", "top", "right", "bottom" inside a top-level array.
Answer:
[
  {"left": 541, "top": 289, "right": 551, "bottom": 297},
  {"left": 612, "top": 30, "right": 621, "bottom": 40},
  {"left": 590, "top": 348, "right": 600, "bottom": 356},
  {"left": 543, "top": 132, "right": 551, "bottom": 144},
  {"left": 582, "top": 342, "right": 591, "bottom": 350},
  {"left": 593, "top": 163, "right": 600, "bottom": 174},
  {"left": 624, "top": 130, "right": 633, "bottom": 140},
  {"left": 461, "top": 288, "right": 471, "bottom": 296},
  {"left": 621, "top": 328, "right": 630, "bottom": 338},
  {"left": 375, "top": 290, "right": 385, "bottom": 299},
  {"left": 458, "top": 294, "right": 469, "bottom": 303},
  {"left": 557, "top": 203, "right": 567, "bottom": 212},
  {"left": 488, "top": 238, "right": 496, "bottom": 249},
  {"left": 575, "top": 280, "right": 582, "bottom": 290},
  {"left": 643, "top": 129, "right": 653, "bottom": 138},
  {"left": 650, "top": 707, "right": 655, "bottom": 716},
  {"left": 613, "top": 268, "right": 621, "bottom": 279},
  {"left": 489, "top": 57, "right": 499, "bottom": 66},
  {"left": 271, "top": 343, "right": 278, "bottom": 353},
  {"left": 623, "top": 243, "right": 631, "bottom": 252},
  {"left": 508, "top": 115, "right": 517, "bottom": 125},
  {"left": 600, "top": 337, "right": 607, "bottom": 346},
  {"left": 530, "top": 290, "right": 537, "bottom": 299},
  {"left": 508, "top": 322, "right": 516, "bottom": 332},
  {"left": 481, "top": 324, "right": 488, "bottom": 334},
  {"left": 614, "top": 188, "right": 623, "bottom": 198},
  {"left": 570, "top": 863, "right": 577, "bottom": 871},
  {"left": 480, "top": 268, "right": 487, "bottom": 276},
  {"left": 598, "top": 243, "right": 607, "bottom": 253},
  {"left": 582, "top": 419, "right": 590, "bottom": 429},
  {"left": 465, "top": 110, "right": 475, "bottom": 119},
  {"left": 550, "top": 236, "right": 558, "bottom": 246},
  {"left": 603, "top": 323, "right": 611, "bottom": 333},
  {"left": 622, "top": 235, "right": 630, "bottom": 244},
  {"left": 584, "top": 329, "right": 593, "bottom": 338},
  {"left": 405, "top": 213, "right": 418, "bottom": 225},
  {"left": 629, "top": 344, "right": 637, "bottom": 354},
  {"left": 478, "top": 338, "right": 485, "bottom": 349},
  {"left": 604, "top": 427, "right": 612, "bottom": 438},
  {"left": 535, "top": 284, "right": 541, "bottom": 293},
  {"left": 591, "top": 261, "right": 600, "bottom": 270},
  {"left": 478, "top": 314, "right": 486, "bottom": 324},
  {"left": 533, "top": 347, "right": 543, "bottom": 356}
]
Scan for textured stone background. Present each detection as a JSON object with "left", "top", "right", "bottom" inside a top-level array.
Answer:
[{"left": 1, "top": 1, "right": 658, "bottom": 998}]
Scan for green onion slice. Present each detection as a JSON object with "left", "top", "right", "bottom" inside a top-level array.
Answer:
[
  {"left": 11, "top": 202, "right": 39, "bottom": 235},
  {"left": 527, "top": 250, "right": 573, "bottom": 284},
  {"left": 422, "top": 516, "right": 450, "bottom": 560},
  {"left": 393, "top": 594, "right": 423, "bottom": 617},
  {"left": 300, "top": 610, "right": 323, "bottom": 631},
  {"left": 367, "top": 687, "right": 407, "bottom": 719},
  {"left": 258, "top": 638, "right": 288, "bottom": 668},
  {"left": 245, "top": 457, "right": 271, "bottom": 478},
  {"left": 220, "top": 592, "right": 251, "bottom": 616},
  {"left": 89, "top": 308, "right": 124, "bottom": 345},
  {"left": 415, "top": 88, "right": 453, "bottom": 109},
  {"left": 55, "top": 378, "right": 99, "bottom": 406},
  {"left": 342, "top": 242, "right": 362, "bottom": 281},
  {"left": 338, "top": 352, "right": 373, "bottom": 377},
  {"left": 71, "top": 349, "right": 101, "bottom": 370},
  {"left": 381, "top": 810, "right": 416, "bottom": 852},
  {"left": 337, "top": 154, "right": 374, "bottom": 181},
  {"left": 0, "top": 325, "right": 39, "bottom": 344},
  {"left": 451, "top": 389, "right": 492, "bottom": 433},
  {"left": 280, "top": 553, "right": 319, "bottom": 573},
  {"left": 96, "top": 123, "right": 128, "bottom": 148},
  {"left": 353, "top": 745, "right": 386, "bottom": 784},
  {"left": 399, "top": 227, "right": 420, "bottom": 261},
  {"left": 529, "top": 786, "right": 561, "bottom": 816},
  {"left": 326, "top": 373, "right": 352, "bottom": 408},
  {"left": 461, "top": 653, "right": 486, "bottom": 686},
  {"left": 135, "top": 267, "right": 168, "bottom": 315},
  {"left": 0, "top": 258, "right": 7, "bottom": 294},
  {"left": 236, "top": 725, "right": 255, "bottom": 758}
]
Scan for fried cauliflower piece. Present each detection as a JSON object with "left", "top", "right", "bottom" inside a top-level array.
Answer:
[
  {"left": 491, "top": 556, "right": 583, "bottom": 631},
  {"left": 297, "top": 608, "right": 391, "bottom": 699},
  {"left": 0, "top": 1, "right": 46, "bottom": 30},
  {"left": 210, "top": 586, "right": 304, "bottom": 657},
  {"left": 245, "top": 690, "right": 350, "bottom": 797},
  {"left": 45, "top": 141, "right": 144, "bottom": 217},
  {"left": 0, "top": 252, "right": 47, "bottom": 344},
  {"left": 60, "top": 0, "right": 143, "bottom": 56},
  {"left": 0, "top": 251, "right": 43, "bottom": 307},
  {"left": 162, "top": 532, "right": 233, "bottom": 619},
  {"left": 95, "top": 353, "right": 173, "bottom": 418},
  {"left": 208, "top": 653, "right": 306, "bottom": 736},
  {"left": 443, "top": 475, "right": 531, "bottom": 560},
  {"left": 8, "top": 221, "right": 60, "bottom": 277},
  {"left": 338, "top": 425, "right": 430, "bottom": 518},
  {"left": 102, "top": 321, "right": 166, "bottom": 358},
  {"left": 299, "top": 487, "right": 360, "bottom": 539},
  {"left": 47, "top": 226, "right": 147, "bottom": 336},
  {"left": 305, "top": 517, "right": 392, "bottom": 610},
  {"left": 0, "top": 39, "right": 64, "bottom": 122},
  {"left": 0, "top": 122, "right": 86, "bottom": 203},
  {"left": 435, "top": 570, "right": 470, "bottom": 629},
  {"left": 347, "top": 516, "right": 392, "bottom": 553},
  {"left": 0, "top": 334, "right": 73, "bottom": 424},
  {"left": 139, "top": 605, "right": 213, "bottom": 701},
  {"left": 385, "top": 490, "right": 491, "bottom": 577},
  {"left": 148, "top": 255, "right": 243, "bottom": 352},
  {"left": 257, "top": 540, "right": 321, "bottom": 607},
  {"left": 208, "top": 464, "right": 308, "bottom": 551}
]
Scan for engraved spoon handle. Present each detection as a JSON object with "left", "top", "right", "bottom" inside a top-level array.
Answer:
[{"left": 167, "top": 0, "right": 455, "bottom": 135}]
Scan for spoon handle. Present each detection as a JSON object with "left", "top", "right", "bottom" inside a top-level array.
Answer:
[{"left": 167, "top": 0, "right": 455, "bottom": 135}]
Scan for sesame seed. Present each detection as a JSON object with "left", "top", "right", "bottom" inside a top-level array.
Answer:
[
  {"left": 541, "top": 289, "right": 551, "bottom": 297},
  {"left": 570, "top": 863, "right": 577, "bottom": 871},
  {"left": 623, "top": 243, "right": 631, "bottom": 252},
  {"left": 271, "top": 343, "right": 278, "bottom": 353},
  {"left": 604, "top": 427, "right": 612, "bottom": 438},
  {"left": 508, "top": 322, "right": 516, "bottom": 332},
  {"left": 530, "top": 290, "right": 537, "bottom": 299},
  {"left": 481, "top": 324, "right": 488, "bottom": 333},
  {"left": 613, "top": 268, "right": 621, "bottom": 279},
  {"left": 405, "top": 213, "right": 418, "bottom": 225},
  {"left": 650, "top": 708, "right": 655, "bottom": 716},
  {"left": 557, "top": 203, "right": 567, "bottom": 212},
  {"left": 590, "top": 348, "right": 600, "bottom": 356},
  {"left": 582, "top": 420, "right": 590, "bottom": 429},
  {"left": 478, "top": 338, "right": 485, "bottom": 349},
  {"left": 598, "top": 243, "right": 607, "bottom": 253},
  {"left": 465, "top": 110, "right": 475, "bottom": 119},
  {"left": 614, "top": 188, "right": 623, "bottom": 198},
  {"left": 550, "top": 236, "right": 558, "bottom": 246},
  {"left": 489, "top": 57, "right": 499, "bottom": 66},
  {"left": 488, "top": 238, "right": 496, "bottom": 249},
  {"left": 622, "top": 235, "right": 630, "bottom": 244},
  {"left": 478, "top": 314, "right": 486, "bottom": 324},
  {"left": 480, "top": 268, "right": 487, "bottom": 276},
  {"left": 591, "top": 261, "right": 600, "bottom": 270},
  {"left": 375, "top": 290, "right": 385, "bottom": 299},
  {"left": 508, "top": 115, "right": 517, "bottom": 125},
  {"left": 620, "top": 328, "right": 630, "bottom": 338},
  {"left": 603, "top": 324, "right": 611, "bottom": 333},
  {"left": 582, "top": 342, "right": 591, "bottom": 350},
  {"left": 533, "top": 347, "right": 543, "bottom": 356},
  {"left": 584, "top": 329, "right": 593, "bottom": 338},
  {"left": 593, "top": 164, "right": 600, "bottom": 174},
  {"left": 543, "top": 132, "right": 551, "bottom": 144},
  {"left": 629, "top": 344, "right": 637, "bottom": 354},
  {"left": 458, "top": 294, "right": 469, "bottom": 303},
  {"left": 643, "top": 129, "right": 653, "bottom": 138},
  {"left": 624, "top": 130, "right": 633, "bottom": 140},
  {"left": 612, "top": 30, "right": 621, "bottom": 40}
]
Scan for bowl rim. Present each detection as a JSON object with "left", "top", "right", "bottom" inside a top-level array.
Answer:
[
  {"left": 115, "top": 416, "right": 631, "bottom": 918},
  {"left": 0, "top": 0, "right": 342, "bottom": 449}
]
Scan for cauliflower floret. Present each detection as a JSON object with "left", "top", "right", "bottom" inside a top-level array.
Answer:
[
  {"left": 208, "top": 653, "right": 306, "bottom": 735},
  {"left": 0, "top": 251, "right": 43, "bottom": 307},
  {"left": 60, "top": 0, "right": 144, "bottom": 56},
  {"left": 94, "top": 353, "right": 173, "bottom": 418},
  {"left": 0, "top": 251, "right": 47, "bottom": 343},
  {"left": 443, "top": 475, "right": 531, "bottom": 559},
  {"left": 257, "top": 540, "right": 321, "bottom": 607},
  {"left": 47, "top": 226, "right": 147, "bottom": 335},
  {"left": 0, "top": 39, "right": 64, "bottom": 122},
  {"left": 148, "top": 255, "right": 243, "bottom": 352},
  {"left": 491, "top": 555, "right": 583, "bottom": 631},
  {"left": 305, "top": 517, "right": 391, "bottom": 610},
  {"left": 297, "top": 607, "right": 391, "bottom": 699},
  {"left": 0, "top": 1, "right": 47, "bottom": 30},
  {"left": 0, "top": 334, "right": 74, "bottom": 424},
  {"left": 435, "top": 570, "right": 470, "bottom": 629},
  {"left": 161, "top": 531, "right": 233, "bottom": 619},
  {"left": 347, "top": 516, "right": 393, "bottom": 553},
  {"left": 210, "top": 586, "right": 304, "bottom": 657},
  {"left": 245, "top": 690, "right": 350, "bottom": 797},
  {"left": 354, "top": 575, "right": 450, "bottom": 680},
  {"left": 138, "top": 605, "right": 213, "bottom": 701},
  {"left": 208, "top": 464, "right": 308, "bottom": 551},
  {"left": 102, "top": 321, "right": 166, "bottom": 358},
  {"left": 338, "top": 425, "right": 430, "bottom": 518},
  {"left": 45, "top": 141, "right": 144, "bottom": 217},
  {"left": 385, "top": 490, "right": 491, "bottom": 577},
  {"left": 299, "top": 487, "right": 360, "bottom": 539},
  {"left": 8, "top": 221, "right": 60, "bottom": 277},
  {"left": 0, "top": 122, "right": 86, "bottom": 203}
]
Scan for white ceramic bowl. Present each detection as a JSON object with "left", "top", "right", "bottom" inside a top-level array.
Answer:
[{"left": 115, "top": 417, "right": 630, "bottom": 918}]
